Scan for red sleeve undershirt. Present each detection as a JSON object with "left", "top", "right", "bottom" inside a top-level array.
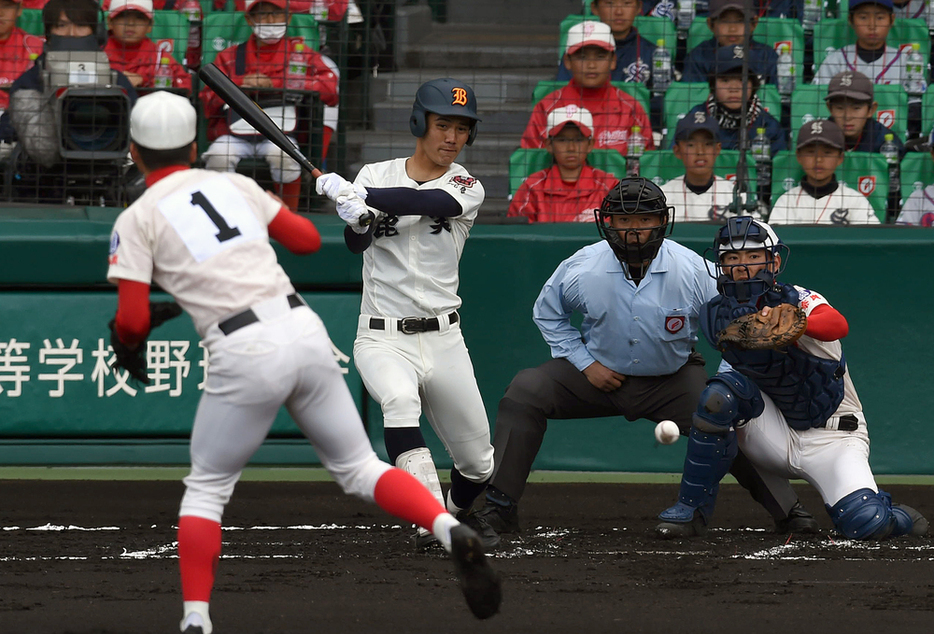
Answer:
[
  {"left": 804, "top": 304, "right": 848, "bottom": 341},
  {"left": 268, "top": 206, "right": 321, "bottom": 254}
]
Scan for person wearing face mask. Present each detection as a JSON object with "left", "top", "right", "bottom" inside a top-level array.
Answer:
[{"left": 199, "top": 0, "right": 339, "bottom": 211}]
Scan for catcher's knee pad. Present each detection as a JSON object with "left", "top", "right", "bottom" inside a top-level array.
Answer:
[
  {"left": 202, "top": 147, "right": 240, "bottom": 173},
  {"left": 676, "top": 426, "right": 738, "bottom": 522},
  {"left": 264, "top": 142, "right": 301, "bottom": 183},
  {"left": 330, "top": 452, "right": 392, "bottom": 503},
  {"left": 693, "top": 371, "right": 764, "bottom": 434},
  {"left": 828, "top": 488, "right": 901, "bottom": 540}
]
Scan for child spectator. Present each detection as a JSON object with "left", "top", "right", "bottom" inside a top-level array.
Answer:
[
  {"left": 683, "top": 44, "right": 786, "bottom": 155},
  {"left": 522, "top": 20, "right": 654, "bottom": 157},
  {"left": 104, "top": 0, "right": 192, "bottom": 94},
  {"left": 200, "top": 0, "right": 339, "bottom": 211},
  {"left": 769, "top": 119, "right": 879, "bottom": 225},
  {"left": 509, "top": 105, "right": 619, "bottom": 223},
  {"left": 824, "top": 69, "right": 904, "bottom": 156},
  {"left": 891, "top": 0, "right": 926, "bottom": 18},
  {"left": 0, "top": 0, "right": 43, "bottom": 116},
  {"left": 681, "top": 0, "right": 778, "bottom": 86},
  {"left": 661, "top": 111, "right": 755, "bottom": 222},
  {"left": 895, "top": 129, "right": 934, "bottom": 226},
  {"left": 813, "top": 0, "right": 907, "bottom": 87}
]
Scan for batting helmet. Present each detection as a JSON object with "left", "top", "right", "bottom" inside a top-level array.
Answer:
[
  {"left": 595, "top": 177, "right": 674, "bottom": 272},
  {"left": 409, "top": 78, "right": 481, "bottom": 146},
  {"left": 707, "top": 216, "right": 788, "bottom": 302}
]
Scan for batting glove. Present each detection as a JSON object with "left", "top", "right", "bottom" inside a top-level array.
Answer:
[
  {"left": 316, "top": 173, "right": 367, "bottom": 202},
  {"left": 336, "top": 195, "right": 372, "bottom": 234}
]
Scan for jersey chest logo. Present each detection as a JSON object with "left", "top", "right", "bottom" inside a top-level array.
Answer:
[
  {"left": 625, "top": 59, "right": 651, "bottom": 83},
  {"left": 830, "top": 208, "right": 851, "bottom": 225}
]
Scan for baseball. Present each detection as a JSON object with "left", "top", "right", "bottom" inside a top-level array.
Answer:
[{"left": 654, "top": 420, "right": 680, "bottom": 445}]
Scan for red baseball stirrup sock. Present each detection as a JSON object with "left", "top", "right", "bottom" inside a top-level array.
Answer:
[
  {"left": 178, "top": 515, "right": 222, "bottom": 602},
  {"left": 373, "top": 467, "right": 447, "bottom": 531}
]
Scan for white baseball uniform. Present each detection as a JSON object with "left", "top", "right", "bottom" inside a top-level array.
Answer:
[
  {"left": 660, "top": 175, "right": 756, "bottom": 223},
  {"left": 107, "top": 168, "right": 391, "bottom": 522},
  {"left": 896, "top": 184, "right": 934, "bottom": 226},
  {"left": 894, "top": 0, "right": 927, "bottom": 19},
  {"left": 813, "top": 45, "right": 907, "bottom": 88},
  {"left": 351, "top": 158, "right": 495, "bottom": 506},
  {"left": 768, "top": 182, "right": 880, "bottom": 225},
  {"left": 734, "top": 286, "right": 877, "bottom": 508}
]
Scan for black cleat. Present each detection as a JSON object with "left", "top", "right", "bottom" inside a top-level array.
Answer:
[
  {"left": 458, "top": 511, "right": 502, "bottom": 551},
  {"left": 655, "top": 509, "right": 708, "bottom": 539},
  {"left": 775, "top": 502, "right": 821, "bottom": 534},
  {"left": 181, "top": 628, "right": 204, "bottom": 634},
  {"left": 473, "top": 498, "right": 521, "bottom": 534},
  {"left": 450, "top": 524, "right": 502, "bottom": 620},
  {"left": 414, "top": 529, "right": 442, "bottom": 550},
  {"left": 893, "top": 504, "right": 929, "bottom": 536}
]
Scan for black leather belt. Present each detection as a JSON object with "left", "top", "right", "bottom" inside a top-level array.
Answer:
[
  {"left": 218, "top": 293, "right": 304, "bottom": 335},
  {"left": 820, "top": 414, "right": 859, "bottom": 432},
  {"left": 369, "top": 312, "right": 458, "bottom": 335}
]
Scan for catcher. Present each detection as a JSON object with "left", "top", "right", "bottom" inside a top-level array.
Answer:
[{"left": 656, "top": 217, "right": 928, "bottom": 540}]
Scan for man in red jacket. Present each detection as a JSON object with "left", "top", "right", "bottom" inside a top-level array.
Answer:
[
  {"left": 521, "top": 20, "right": 653, "bottom": 158},
  {"left": 199, "top": 0, "right": 339, "bottom": 211},
  {"left": 509, "top": 105, "right": 619, "bottom": 223},
  {"left": 0, "top": 0, "right": 43, "bottom": 115}
]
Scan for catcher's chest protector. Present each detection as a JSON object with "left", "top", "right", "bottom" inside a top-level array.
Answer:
[{"left": 703, "top": 285, "right": 846, "bottom": 430}]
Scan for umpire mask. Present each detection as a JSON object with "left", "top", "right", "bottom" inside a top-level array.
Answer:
[{"left": 595, "top": 178, "right": 674, "bottom": 276}]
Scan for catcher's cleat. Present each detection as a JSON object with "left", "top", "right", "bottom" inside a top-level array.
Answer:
[
  {"left": 892, "top": 504, "right": 929, "bottom": 537},
  {"left": 775, "top": 501, "right": 821, "bottom": 534},
  {"left": 457, "top": 511, "right": 502, "bottom": 551},
  {"left": 655, "top": 509, "right": 708, "bottom": 539},
  {"left": 414, "top": 528, "right": 442, "bottom": 550},
  {"left": 450, "top": 524, "right": 502, "bottom": 620}
]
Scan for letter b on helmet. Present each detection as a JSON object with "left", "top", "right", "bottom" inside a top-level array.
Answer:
[{"left": 409, "top": 78, "right": 482, "bottom": 145}]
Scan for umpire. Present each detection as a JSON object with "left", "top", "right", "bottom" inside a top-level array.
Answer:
[{"left": 466, "top": 178, "right": 819, "bottom": 546}]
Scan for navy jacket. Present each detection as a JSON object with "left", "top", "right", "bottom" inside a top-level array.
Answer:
[
  {"left": 683, "top": 101, "right": 788, "bottom": 155},
  {"left": 846, "top": 118, "right": 906, "bottom": 158},
  {"left": 643, "top": 0, "right": 803, "bottom": 19},
  {"left": 682, "top": 38, "right": 779, "bottom": 86}
]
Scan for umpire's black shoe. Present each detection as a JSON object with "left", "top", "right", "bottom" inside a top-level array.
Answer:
[
  {"left": 655, "top": 509, "right": 708, "bottom": 539},
  {"left": 474, "top": 496, "right": 521, "bottom": 534},
  {"left": 775, "top": 501, "right": 821, "bottom": 534},
  {"left": 450, "top": 524, "right": 502, "bottom": 620},
  {"left": 458, "top": 510, "right": 502, "bottom": 551}
]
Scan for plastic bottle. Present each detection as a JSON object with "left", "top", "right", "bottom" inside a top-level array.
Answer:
[
  {"left": 881, "top": 133, "right": 900, "bottom": 203},
  {"left": 179, "top": 0, "right": 203, "bottom": 71},
  {"left": 153, "top": 56, "right": 173, "bottom": 89},
  {"left": 652, "top": 40, "right": 671, "bottom": 95},
  {"left": 286, "top": 43, "right": 307, "bottom": 90},
  {"left": 776, "top": 44, "right": 795, "bottom": 96},
  {"left": 904, "top": 43, "right": 927, "bottom": 97},
  {"left": 927, "top": 0, "right": 934, "bottom": 34},
  {"left": 627, "top": 126, "right": 646, "bottom": 177},
  {"left": 750, "top": 127, "right": 772, "bottom": 198},
  {"left": 802, "top": 0, "right": 822, "bottom": 31},
  {"left": 676, "top": 0, "right": 695, "bottom": 39}
]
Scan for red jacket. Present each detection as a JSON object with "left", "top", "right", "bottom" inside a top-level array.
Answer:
[
  {"left": 508, "top": 165, "right": 619, "bottom": 223},
  {"left": 20, "top": 0, "right": 48, "bottom": 7},
  {"left": 234, "top": 1, "right": 349, "bottom": 20},
  {"left": 521, "top": 81, "right": 654, "bottom": 157},
  {"left": 199, "top": 35, "right": 339, "bottom": 141},
  {"left": 0, "top": 27, "right": 44, "bottom": 110},
  {"left": 104, "top": 37, "right": 192, "bottom": 93}
]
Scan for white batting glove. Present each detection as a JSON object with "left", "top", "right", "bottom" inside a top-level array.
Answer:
[
  {"left": 316, "top": 172, "right": 367, "bottom": 202},
  {"left": 336, "top": 194, "right": 372, "bottom": 234}
]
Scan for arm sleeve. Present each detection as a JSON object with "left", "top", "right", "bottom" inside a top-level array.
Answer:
[
  {"left": 115, "top": 279, "right": 152, "bottom": 347},
  {"left": 532, "top": 260, "right": 596, "bottom": 371},
  {"left": 364, "top": 187, "right": 463, "bottom": 217},
  {"left": 804, "top": 303, "right": 848, "bottom": 341},
  {"left": 268, "top": 207, "right": 322, "bottom": 254}
]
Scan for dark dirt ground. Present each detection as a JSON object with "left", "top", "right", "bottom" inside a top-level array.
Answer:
[{"left": 1, "top": 480, "right": 933, "bottom": 634}]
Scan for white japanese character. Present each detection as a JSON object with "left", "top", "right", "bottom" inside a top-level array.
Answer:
[
  {"left": 38, "top": 338, "right": 84, "bottom": 398},
  {"left": 0, "top": 339, "right": 31, "bottom": 397},
  {"left": 90, "top": 338, "right": 138, "bottom": 397},
  {"left": 144, "top": 340, "right": 191, "bottom": 396}
]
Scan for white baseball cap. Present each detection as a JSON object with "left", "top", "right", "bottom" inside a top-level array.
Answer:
[
  {"left": 546, "top": 104, "right": 594, "bottom": 137},
  {"left": 130, "top": 91, "right": 197, "bottom": 150},
  {"left": 245, "top": 0, "right": 289, "bottom": 11},
  {"left": 565, "top": 21, "right": 615, "bottom": 56},
  {"left": 108, "top": 0, "right": 154, "bottom": 19}
]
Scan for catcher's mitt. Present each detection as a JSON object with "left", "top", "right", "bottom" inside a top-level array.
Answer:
[
  {"left": 716, "top": 303, "right": 807, "bottom": 351},
  {"left": 108, "top": 301, "right": 183, "bottom": 384}
]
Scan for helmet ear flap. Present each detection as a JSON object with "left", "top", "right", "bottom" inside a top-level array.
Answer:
[
  {"left": 466, "top": 123, "right": 478, "bottom": 146},
  {"left": 409, "top": 106, "right": 427, "bottom": 138}
]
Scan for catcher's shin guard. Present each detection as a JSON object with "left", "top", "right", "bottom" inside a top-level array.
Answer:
[
  {"left": 659, "top": 426, "right": 738, "bottom": 524},
  {"left": 829, "top": 489, "right": 929, "bottom": 540}
]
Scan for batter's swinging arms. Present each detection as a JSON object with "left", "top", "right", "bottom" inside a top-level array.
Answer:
[
  {"left": 315, "top": 79, "right": 496, "bottom": 549},
  {"left": 106, "top": 92, "right": 501, "bottom": 634}
]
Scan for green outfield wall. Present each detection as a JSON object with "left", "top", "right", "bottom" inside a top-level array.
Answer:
[{"left": 1, "top": 208, "right": 932, "bottom": 474}]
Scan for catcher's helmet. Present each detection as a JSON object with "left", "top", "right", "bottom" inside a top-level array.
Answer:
[
  {"left": 707, "top": 216, "right": 788, "bottom": 302},
  {"left": 409, "top": 78, "right": 481, "bottom": 146},
  {"left": 594, "top": 177, "right": 674, "bottom": 273}
]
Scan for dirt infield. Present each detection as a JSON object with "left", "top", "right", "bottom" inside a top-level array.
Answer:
[{"left": 1, "top": 480, "right": 932, "bottom": 634}]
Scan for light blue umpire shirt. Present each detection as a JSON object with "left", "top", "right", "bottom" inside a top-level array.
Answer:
[{"left": 533, "top": 239, "right": 718, "bottom": 376}]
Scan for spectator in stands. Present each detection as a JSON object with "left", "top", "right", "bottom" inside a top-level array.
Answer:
[
  {"left": 891, "top": 0, "right": 926, "bottom": 20},
  {"left": 769, "top": 120, "right": 880, "bottom": 225},
  {"left": 661, "top": 111, "right": 756, "bottom": 222},
  {"left": 683, "top": 44, "right": 786, "bottom": 155},
  {"left": 0, "top": 0, "right": 44, "bottom": 118},
  {"left": 522, "top": 21, "right": 654, "bottom": 157},
  {"left": 824, "top": 70, "right": 904, "bottom": 157},
  {"left": 104, "top": 0, "right": 192, "bottom": 94},
  {"left": 681, "top": 0, "right": 778, "bottom": 86},
  {"left": 813, "top": 0, "right": 907, "bottom": 87},
  {"left": 509, "top": 105, "right": 619, "bottom": 223},
  {"left": 643, "top": 0, "right": 803, "bottom": 19},
  {"left": 895, "top": 129, "right": 934, "bottom": 226},
  {"left": 200, "top": 0, "right": 339, "bottom": 211}
]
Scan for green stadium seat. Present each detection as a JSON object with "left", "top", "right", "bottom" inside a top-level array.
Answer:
[
  {"left": 531, "top": 80, "right": 651, "bottom": 120},
  {"left": 770, "top": 150, "right": 889, "bottom": 221},
  {"left": 662, "top": 82, "right": 782, "bottom": 141},
  {"left": 17, "top": 8, "right": 43, "bottom": 36},
  {"left": 557, "top": 14, "right": 677, "bottom": 62},
  {"left": 789, "top": 83, "right": 909, "bottom": 146},
  {"left": 201, "top": 11, "right": 320, "bottom": 66},
  {"left": 586, "top": 149, "right": 628, "bottom": 178},
  {"left": 638, "top": 149, "right": 758, "bottom": 195},
  {"left": 812, "top": 17, "right": 930, "bottom": 72},
  {"left": 508, "top": 148, "right": 627, "bottom": 196},
  {"left": 899, "top": 151, "right": 934, "bottom": 204},
  {"left": 151, "top": 10, "right": 193, "bottom": 65}
]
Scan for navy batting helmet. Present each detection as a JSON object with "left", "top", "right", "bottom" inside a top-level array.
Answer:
[
  {"left": 409, "top": 78, "right": 481, "bottom": 145},
  {"left": 595, "top": 177, "right": 674, "bottom": 272},
  {"left": 707, "top": 216, "right": 788, "bottom": 302}
]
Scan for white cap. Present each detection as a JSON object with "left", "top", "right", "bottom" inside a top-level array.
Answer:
[
  {"left": 546, "top": 104, "right": 594, "bottom": 137},
  {"left": 130, "top": 91, "right": 197, "bottom": 150},
  {"left": 565, "top": 21, "right": 615, "bottom": 56},
  {"left": 245, "top": 0, "right": 289, "bottom": 11},
  {"left": 108, "top": 0, "right": 154, "bottom": 19}
]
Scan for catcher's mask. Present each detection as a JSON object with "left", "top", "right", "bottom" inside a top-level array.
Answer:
[
  {"left": 594, "top": 177, "right": 674, "bottom": 276},
  {"left": 707, "top": 216, "right": 789, "bottom": 302},
  {"left": 409, "top": 78, "right": 481, "bottom": 146}
]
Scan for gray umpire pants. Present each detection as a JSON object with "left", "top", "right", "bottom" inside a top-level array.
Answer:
[{"left": 488, "top": 355, "right": 798, "bottom": 522}]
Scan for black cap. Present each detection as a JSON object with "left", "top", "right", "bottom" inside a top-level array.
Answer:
[
  {"left": 674, "top": 111, "right": 721, "bottom": 142},
  {"left": 796, "top": 119, "right": 845, "bottom": 150}
]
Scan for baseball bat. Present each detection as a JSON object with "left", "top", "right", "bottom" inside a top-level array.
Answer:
[{"left": 198, "top": 63, "right": 373, "bottom": 226}]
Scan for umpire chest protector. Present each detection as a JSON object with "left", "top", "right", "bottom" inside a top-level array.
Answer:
[{"left": 702, "top": 283, "right": 846, "bottom": 430}]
